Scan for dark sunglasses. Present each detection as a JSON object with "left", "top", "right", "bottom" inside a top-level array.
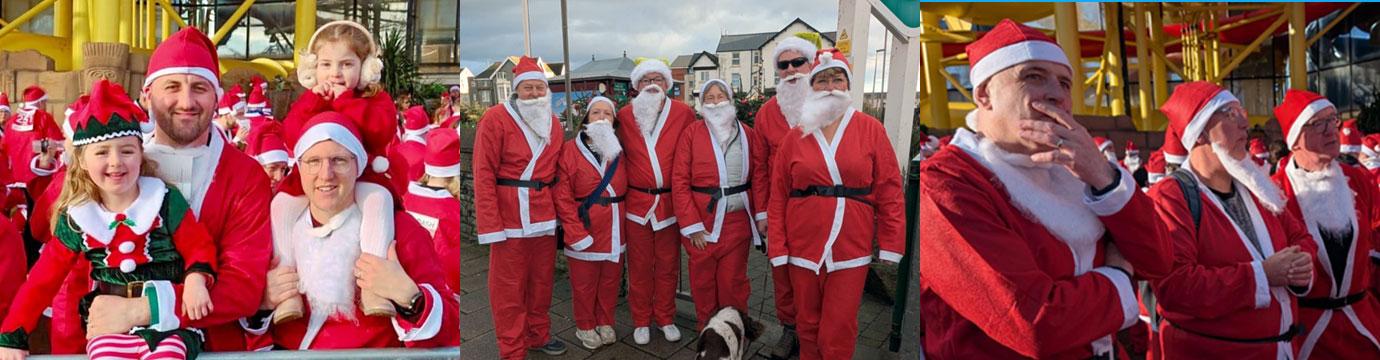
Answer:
[{"left": 776, "top": 57, "right": 809, "bottom": 70}]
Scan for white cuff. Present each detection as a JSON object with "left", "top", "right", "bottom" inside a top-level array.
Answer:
[
  {"left": 1371, "top": 249, "right": 1380, "bottom": 261},
  {"left": 29, "top": 156, "right": 57, "bottom": 177},
  {"left": 679, "top": 222, "right": 706, "bottom": 237},
  {"left": 1250, "top": 261, "right": 1271, "bottom": 309},
  {"left": 1084, "top": 164, "right": 1136, "bottom": 216},
  {"left": 142, "top": 280, "right": 181, "bottom": 332},
  {"left": 755, "top": 212, "right": 768, "bottom": 221},
  {"left": 238, "top": 312, "right": 273, "bottom": 335},
  {"left": 390, "top": 284, "right": 444, "bottom": 342},
  {"left": 1092, "top": 267, "right": 1139, "bottom": 330},
  {"left": 477, "top": 231, "right": 506, "bottom": 244},
  {"left": 1288, "top": 272, "right": 1314, "bottom": 297},
  {"left": 770, "top": 256, "right": 788, "bottom": 267},
  {"left": 569, "top": 235, "right": 594, "bottom": 251},
  {"left": 879, "top": 250, "right": 903, "bottom": 263}
]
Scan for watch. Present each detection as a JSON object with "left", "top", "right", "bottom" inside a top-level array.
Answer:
[{"left": 394, "top": 290, "right": 425, "bottom": 319}]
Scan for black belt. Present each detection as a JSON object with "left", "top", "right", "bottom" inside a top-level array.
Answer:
[
  {"left": 691, "top": 183, "right": 751, "bottom": 213},
  {"left": 574, "top": 195, "right": 625, "bottom": 227},
  {"left": 790, "top": 185, "right": 872, "bottom": 205},
  {"left": 629, "top": 185, "right": 672, "bottom": 195},
  {"left": 496, "top": 176, "right": 558, "bottom": 190},
  {"left": 1084, "top": 352, "right": 1112, "bottom": 360},
  {"left": 1171, "top": 322, "right": 1305, "bottom": 344},
  {"left": 1299, "top": 292, "right": 1367, "bottom": 310},
  {"left": 96, "top": 281, "right": 145, "bottom": 298}
]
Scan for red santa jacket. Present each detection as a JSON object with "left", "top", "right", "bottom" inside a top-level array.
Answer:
[
  {"left": 672, "top": 120, "right": 768, "bottom": 245},
  {"left": 0, "top": 218, "right": 24, "bottom": 316},
  {"left": 398, "top": 137, "right": 428, "bottom": 182},
  {"left": 2, "top": 108, "right": 63, "bottom": 185},
  {"left": 1273, "top": 160, "right": 1380, "bottom": 358},
  {"left": 1149, "top": 169, "right": 1318, "bottom": 360},
  {"left": 615, "top": 98, "right": 695, "bottom": 230},
  {"left": 402, "top": 183, "right": 464, "bottom": 294},
  {"left": 915, "top": 129, "right": 1170, "bottom": 359},
  {"left": 753, "top": 97, "right": 790, "bottom": 205},
  {"left": 554, "top": 136, "right": 628, "bottom": 262},
  {"left": 280, "top": 88, "right": 408, "bottom": 197},
  {"left": 766, "top": 110, "right": 905, "bottom": 273},
  {"left": 472, "top": 102, "right": 563, "bottom": 244}
]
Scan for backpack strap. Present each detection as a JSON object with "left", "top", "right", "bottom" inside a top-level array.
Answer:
[
  {"left": 1168, "top": 169, "right": 1202, "bottom": 229},
  {"left": 578, "top": 156, "right": 620, "bottom": 228}
]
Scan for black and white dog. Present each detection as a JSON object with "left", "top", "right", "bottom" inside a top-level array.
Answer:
[{"left": 695, "top": 307, "right": 764, "bottom": 360}]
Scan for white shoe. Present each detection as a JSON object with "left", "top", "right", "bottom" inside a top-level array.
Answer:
[
  {"left": 597, "top": 325, "right": 616, "bottom": 345},
  {"left": 634, "top": 327, "right": 651, "bottom": 345},
  {"left": 575, "top": 329, "right": 602, "bottom": 350},
  {"left": 662, "top": 324, "right": 682, "bottom": 342}
]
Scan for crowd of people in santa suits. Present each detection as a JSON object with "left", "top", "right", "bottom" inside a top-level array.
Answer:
[{"left": 0, "top": 21, "right": 463, "bottom": 360}]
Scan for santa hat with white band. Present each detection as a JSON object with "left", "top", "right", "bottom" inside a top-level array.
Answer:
[
  {"left": 966, "top": 19, "right": 1072, "bottom": 90},
  {"left": 1272, "top": 89, "right": 1335, "bottom": 149},
  {"left": 1162, "top": 81, "right": 1240, "bottom": 157},
  {"left": 144, "top": 27, "right": 223, "bottom": 99},
  {"left": 512, "top": 55, "right": 548, "bottom": 92}
]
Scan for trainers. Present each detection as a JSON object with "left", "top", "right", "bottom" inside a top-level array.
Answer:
[
  {"left": 633, "top": 326, "right": 651, "bottom": 345},
  {"left": 575, "top": 329, "right": 602, "bottom": 350},
  {"left": 770, "top": 323, "right": 799, "bottom": 360},
  {"left": 662, "top": 324, "right": 682, "bottom": 342},
  {"left": 529, "top": 338, "right": 567, "bottom": 355},
  {"left": 596, "top": 325, "right": 616, "bottom": 345}
]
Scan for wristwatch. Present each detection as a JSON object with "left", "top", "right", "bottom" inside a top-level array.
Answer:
[{"left": 394, "top": 290, "right": 425, "bottom": 319}]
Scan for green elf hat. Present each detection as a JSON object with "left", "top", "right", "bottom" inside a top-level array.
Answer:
[{"left": 69, "top": 79, "right": 152, "bottom": 147}]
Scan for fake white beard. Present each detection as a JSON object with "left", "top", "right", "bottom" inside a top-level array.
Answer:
[
  {"left": 1286, "top": 159, "right": 1355, "bottom": 232},
  {"left": 1124, "top": 156, "right": 1142, "bottom": 171},
  {"left": 515, "top": 95, "right": 553, "bottom": 141},
  {"left": 1212, "top": 142, "right": 1286, "bottom": 214},
  {"left": 633, "top": 85, "right": 666, "bottom": 137},
  {"left": 798, "top": 90, "right": 851, "bottom": 137},
  {"left": 583, "top": 119, "right": 622, "bottom": 160},
  {"left": 775, "top": 73, "right": 810, "bottom": 127},
  {"left": 701, "top": 101, "right": 739, "bottom": 145},
  {"left": 1103, "top": 150, "right": 1117, "bottom": 163},
  {"left": 973, "top": 136, "right": 1104, "bottom": 272},
  {"left": 295, "top": 211, "right": 364, "bottom": 322}
]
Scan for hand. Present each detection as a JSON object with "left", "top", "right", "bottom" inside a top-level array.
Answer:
[
  {"left": 261, "top": 257, "right": 300, "bottom": 311},
  {"left": 1104, "top": 242, "right": 1135, "bottom": 278},
  {"left": 1019, "top": 101, "right": 1117, "bottom": 189},
  {"left": 356, "top": 243, "right": 420, "bottom": 305},
  {"left": 328, "top": 83, "right": 350, "bottom": 100},
  {"left": 756, "top": 220, "right": 768, "bottom": 235},
  {"left": 0, "top": 348, "right": 28, "bottom": 360},
  {"left": 1263, "top": 246, "right": 1310, "bottom": 287},
  {"left": 312, "top": 83, "right": 333, "bottom": 99},
  {"left": 689, "top": 231, "right": 708, "bottom": 250},
  {"left": 36, "top": 141, "right": 58, "bottom": 170},
  {"left": 181, "top": 273, "right": 214, "bottom": 321},
  {"left": 86, "top": 296, "right": 148, "bottom": 339}
]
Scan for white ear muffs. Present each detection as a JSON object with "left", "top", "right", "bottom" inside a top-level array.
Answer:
[
  {"left": 297, "top": 51, "right": 319, "bottom": 89},
  {"left": 362, "top": 56, "right": 384, "bottom": 85},
  {"left": 299, "top": 20, "right": 383, "bottom": 89}
]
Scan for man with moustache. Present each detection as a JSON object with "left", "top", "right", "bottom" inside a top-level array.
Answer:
[
  {"left": 615, "top": 57, "right": 696, "bottom": 345},
  {"left": 473, "top": 55, "right": 568, "bottom": 358}
]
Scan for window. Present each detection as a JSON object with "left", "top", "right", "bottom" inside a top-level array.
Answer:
[
  {"left": 689, "top": 80, "right": 696, "bottom": 92},
  {"left": 733, "top": 53, "right": 740, "bottom": 65},
  {"left": 731, "top": 74, "right": 742, "bottom": 92},
  {"left": 774, "top": 72, "right": 779, "bottom": 85},
  {"left": 700, "top": 72, "right": 708, "bottom": 81},
  {"left": 753, "top": 52, "right": 760, "bottom": 66}
]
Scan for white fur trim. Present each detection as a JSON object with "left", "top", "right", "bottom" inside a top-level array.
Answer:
[
  {"left": 24, "top": 94, "right": 47, "bottom": 107},
  {"left": 697, "top": 79, "right": 734, "bottom": 101},
  {"left": 1179, "top": 91, "right": 1239, "bottom": 151},
  {"left": 29, "top": 156, "right": 58, "bottom": 177},
  {"left": 477, "top": 231, "right": 506, "bottom": 244},
  {"left": 587, "top": 96, "right": 615, "bottom": 112},
  {"left": 255, "top": 150, "right": 289, "bottom": 165},
  {"left": 770, "top": 256, "right": 788, "bottom": 267},
  {"left": 679, "top": 222, "right": 706, "bottom": 237},
  {"left": 878, "top": 250, "right": 903, "bottom": 263},
  {"left": 1250, "top": 260, "right": 1271, "bottom": 309},
  {"left": 1092, "top": 267, "right": 1139, "bottom": 330},
  {"left": 513, "top": 71, "right": 548, "bottom": 90},
  {"left": 1342, "top": 144, "right": 1363, "bottom": 153},
  {"left": 143, "top": 66, "right": 224, "bottom": 99},
  {"left": 390, "top": 284, "right": 445, "bottom": 342},
  {"left": 293, "top": 122, "right": 367, "bottom": 177},
  {"left": 809, "top": 52, "right": 852, "bottom": 82},
  {"left": 630, "top": 60, "right": 672, "bottom": 88},
  {"left": 239, "top": 312, "right": 273, "bottom": 335},
  {"left": 1287, "top": 98, "right": 1335, "bottom": 148},
  {"left": 425, "top": 163, "right": 462, "bottom": 178},
  {"left": 969, "top": 40, "right": 1071, "bottom": 88},
  {"left": 774, "top": 37, "right": 819, "bottom": 63},
  {"left": 568, "top": 235, "right": 594, "bottom": 252},
  {"left": 372, "top": 155, "right": 389, "bottom": 173},
  {"left": 1084, "top": 162, "right": 1136, "bottom": 216},
  {"left": 1164, "top": 152, "right": 1187, "bottom": 164}
]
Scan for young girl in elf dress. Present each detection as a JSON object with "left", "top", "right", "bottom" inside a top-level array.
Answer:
[{"left": 0, "top": 80, "right": 218, "bottom": 360}]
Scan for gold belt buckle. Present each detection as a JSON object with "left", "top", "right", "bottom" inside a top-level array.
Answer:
[{"left": 126, "top": 281, "right": 146, "bottom": 298}]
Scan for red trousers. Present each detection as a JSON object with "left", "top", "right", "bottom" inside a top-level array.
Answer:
[
  {"left": 488, "top": 235, "right": 556, "bottom": 360},
  {"left": 790, "top": 265, "right": 867, "bottom": 360},
  {"left": 683, "top": 211, "right": 751, "bottom": 330},
  {"left": 771, "top": 258, "right": 796, "bottom": 325},
  {"left": 567, "top": 258, "right": 621, "bottom": 331},
  {"left": 625, "top": 219, "right": 681, "bottom": 328}
]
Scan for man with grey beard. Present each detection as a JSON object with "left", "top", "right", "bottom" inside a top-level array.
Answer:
[
  {"left": 753, "top": 31, "right": 819, "bottom": 360},
  {"left": 615, "top": 57, "right": 696, "bottom": 345}
]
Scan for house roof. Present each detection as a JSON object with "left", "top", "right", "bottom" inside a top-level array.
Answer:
[
  {"left": 670, "top": 55, "right": 694, "bottom": 68},
  {"left": 715, "top": 18, "right": 838, "bottom": 52},
  {"left": 561, "top": 57, "right": 637, "bottom": 81},
  {"left": 547, "top": 62, "right": 566, "bottom": 75},
  {"left": 475, "top": 60, "right": 506, "bottom": 79},
  {"left": 688, "top": 51, "right": 718, "bottom": 69}
]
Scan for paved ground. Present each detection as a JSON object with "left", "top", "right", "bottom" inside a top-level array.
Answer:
[{"left": 456, "top": 241, "right": 900, "bottom": 359}]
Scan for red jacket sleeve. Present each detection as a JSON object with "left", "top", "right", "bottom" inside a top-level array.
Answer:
[
  {"left": 472, "top": 108, "right": 506, "bottom": 242},
  {"left": 170, "top": 209, "right": 220, "bottom": 275},
  {"left": 392, "top": 215, "right": 461, "bottom": 347},
  {"left": 554, "top": 145, "right": 593, "bottom": 247},
  {"left": 869, "top": 124, "right": 906, "bottom": 260},
  {"left": 1148, "top": 179, "right": 1269, "bottom": 319},
  {"left": 283, "top": 90, "right": 331, "bottom": 144},
  {"left": 0, "top": 219, "right": 25, "bottom": 316},
  {"left": 671, "top": 126, "right": 704, "bottom": 234},
  {"left": 748, "top": 128, "right": 770, "bottom": 221},
  {"left": 0, "top": 236, "right": 78, "bottom": 336},
  {"left": 767, "top": 133, "right": 793, "bottom": 265},
  {"left": 177, "top": 166, "right": 274, "bottom": 328}
]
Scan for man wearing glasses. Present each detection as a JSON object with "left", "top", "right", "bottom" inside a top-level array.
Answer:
[{"left": 1269, "top": 89, "right": 1380, "bottom": 359}]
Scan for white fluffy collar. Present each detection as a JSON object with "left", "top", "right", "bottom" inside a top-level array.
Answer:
[
  {"left": 306, "top": 205, "right": 361, "bottom": 238},
  {"left": 68, "top": 177, "right": 167, "bottom": 244},
  {"left": 1285, "top": 159, "right": 1356, "bottom": 232}
]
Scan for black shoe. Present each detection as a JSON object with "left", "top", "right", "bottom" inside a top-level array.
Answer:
[
  {"left": 770, "top": 323, "right": 799, "bottom": 360},
  {"left": 529, "top": 338, "right": 568, "bottom": 355}
]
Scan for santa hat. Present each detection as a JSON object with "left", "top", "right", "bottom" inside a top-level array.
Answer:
[
  {"left": 809, "top": 48, "right": 852, "bottom": 83},
  {"left": 1340, "top": 119, "right": 1362, "bottom": 153},
  {"left": 513, "top": 55, "right": 548, "bottom": 91},
  {"left": 966, "top": 18, "right": 1071, "bottom": 89},
  {"left": 1161, "top": 81, "right": 1239, "bottom": 154},
  {"left": 1094, "top": 137, "right": 1112, "bottom": 152},
  {"left": 1364, "top": 134, "right": 1380, "bottom": 159},
  {"left": 0, "top": 92, "right": 9, "bottom": 112},
  {"left": 1272, "top": 89, "right": 1335, "bottom": 148},
  {"left": 247, "top": 83, "right": 268, "bottom": 112},
  {"left": 144, "top": 27, "right": 222, "bottom": 98},
  {"left": 403, "top": 105, "right": 431, "bottom": 133},
  {"left": 449, "top": 85, "right": 461, "bottom": 93},
  {"left": 68, "top": 80, "right": 150, "bottom": 147},
  {"left": 1124, "top": 140, "right": 1139, "bottom": 156},
  {"left": 1146, "top": 150, "right": 1167, "bottom": 184},
  {"left": 698, "top": 79, "right": 735, "bottom": 104},
  {"left": 62, "top": 94, "right": 91, "bottom": 139},
  {"left": 218, "top": 84, "right": 245, "bottom": 115},
  {"left": 22, "top": 86, "right": 47, "bottom": 108},
  {"left": 926, "top": 135, "right": 941, "bottom": 150},
  {"left": 423, "top": 129, "right": 462, "bottom": 178},
  {"left": 293, "top": 111, "right": 368, "bottom": 177},
  {"left": 630, "top": 57, "right": 671, "bottom": 91},
  {"left": 1249, "top": 138, "right": 1268, "bottom": 159},
  {"left": 247, "top": 120, "right": 290, "bottom": 166},
  {"left": 775, "top": 32, "right": 821, "bottom": 63},
  {"left": 1162, "top": 128, "right": 1187, "bottom": 165},
  {"left": 586, "top": 96, "right": 616, "bottom": 121},
  {"left": 298, "top": 21, "right": 383, "bottom": 89}
]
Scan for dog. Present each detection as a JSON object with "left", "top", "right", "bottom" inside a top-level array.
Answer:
[{"left": 695, "top": 307, "right": 764, "bottom": 360}]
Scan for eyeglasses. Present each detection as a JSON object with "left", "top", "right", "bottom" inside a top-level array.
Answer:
[
  {"left": 299, "top": 155, "right": 357, "bottom": 175},
  {"left": 1301, "top": 115, "right": 1342, "bottom": 134},
  {"left": 639, "top": 76, "right": 666, "bottom": 85},
  {"left": 776, "top": 57, "right": 809, "bottom": 70},
  {"left": 1214, "top": 105, "right": 1247, "bottom": 119}
]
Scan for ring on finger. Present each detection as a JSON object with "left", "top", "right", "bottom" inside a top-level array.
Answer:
[{"left": 1056, "top": 137, "right": 1065, "bottom": 148}]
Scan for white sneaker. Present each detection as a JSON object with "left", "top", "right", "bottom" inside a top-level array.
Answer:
[
  {"left": 662, "top": 324, "right": 682, "bottom": 342},
  {"left": 597, "top": 325, "right": 616, "bottom": 345},
  {"left": 575, "top": 329, "right": 602, "bottom": 350},
  {"left": 634, "top": 327, "right": 651, "bottom": 345}
]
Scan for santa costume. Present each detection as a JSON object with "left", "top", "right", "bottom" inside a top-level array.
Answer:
[
  {"left": 397, "top": 105, "right": 434, "bottom": 182},
  {"left": 767, "top": 48, "right": 905, "bottom": 360},
  {"left": 244, "top": 120, "right": 291, "bottom": 189},
  {"left": 1360, "top": 134, "right": 1380, "bottom": 173},
  {"left": 2, "top": 85, "right": 64, "bottom": 189},
  {"left": 473, "top": 55, "right": 565, "bottom": 359},
  {"left": 674, "top": 79, "right": 768, "bottom": 329},
  {"left": 1096, "top": 136, "right": 1116, "bottom": 163},
  {"left": 216, "top": 84, "right": 248, "bottom": 142},
  {"left": 915, "top": 19, "right": 1170, "bottom": 359},
  {"left": 1252, "top": 138, "right": 1271, "bottom": 168},
  {"left": 401, "top": 129, "right": 464, "bottom": 296},
  {"left": 1270, "top": 89, "right": 1380, "bottom": 359},
  {"left": 615, "top": 57, "right": 696, "bottom": 338},
  {"left": 553, "top": 96, "right": 627, "bottom": 348},
  {"left": 0, "top": 79, "right": 220, "bottom": 360},
  {"left": 31, "top": 27, "right": 273, "bottom": 354},
  {"left": 1341, "top": 120, "right": 1363, "bottom": 156},
  {"left": 1148, "top": 81, "right": 1318, "bottom": 359}
]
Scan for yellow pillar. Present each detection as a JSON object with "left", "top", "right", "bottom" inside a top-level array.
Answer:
[
  {"left": 91, "top": 0, "right": 118, "bottom": 43},
  {"left": 295, "top": 0, "right": 318, "bottom": 65},
  {"left": 118, "top": 0, "right": 131, "bottom": 44},
  {"left": 1288, "top": 2, "right": 1307, "bottom": 90},
  {"left": 1104, "top": 4, "right": 1126, "bottom": 117},
  {"left": 919, "top": 11, "right": 950, "bottom": 129},
  {"left": 145, "top": 0, "right": 155, "bottom": 48},
  {"left": 1054, "top": 3, "right": 1085, "bottom": 114},
  {"left": 1149, "top": 3, "right": 1168, "bottom": 128},
  {"left": 160, "top": 3, "right": 170, "bottom": 42},
  {"left": 72, "top": 0, "right": 89, "bottom": 67},
  {"left": 55, "top": 0, "right": 72, "bottom": 38},
  {"left": 1134, "top": 3, "right": 1154, "bottom": 129}
]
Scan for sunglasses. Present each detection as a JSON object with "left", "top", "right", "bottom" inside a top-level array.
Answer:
[{"left": 776, "top": 57, "right": 809, "bottom": 70}]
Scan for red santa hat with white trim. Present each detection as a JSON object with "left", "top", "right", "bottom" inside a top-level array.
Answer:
[
  {"left": 1124, "top": 140, "right": 1139, "bottom": 156},
  {"left": 1364, "top": 133, "right": 1380, "bottom": 159},
  {"left": 1249, "top": 138, "right": 1268, "bottom": 166},
  {"left": 1146, "top": 150, "right": 1167, "bottom": 185},
  {"left": 62, "top": 94, "right": 91, "bottom": 139},
  {"left": 218, "top": 84, "right": 245, "bottom": 116},
  {"left": 423, "top": 129, "right": 462, "bottom": 178},
  {"left": 247, "top": 120, "right": 290, "bottom": 166},
  {"left": 143, "top": 27, "right": 223, "bottom": 99},
  {"left": 1272, "top": 89, "right": 1335, "bottom": 149},
  {"left": 1162, "top": 128, "right": 1187, "bottom": 165},
  {"left": 292, "top": 111, "right": 369, "bottom": 177},
  {"left": 512, "top": 55, "right": 547, "bottom": 91},
  {"left": 1161, "top": 81, "right": 1239, "bottom": 160},
  {"left": 1094, "top": 137, "right": 1112, "bottom": 152},
  {"left": 1340, "top": 119, "right": 1362, "bottom": 154},
  {"left": 630, "top": 57, "right": 671, "bottom": 91},
  {"left": 964, "top": 18, "right": 1071, "bottom": 128},
  {"left": 403, "top": 105, "right": 432, "bottom": 134},
  {"left": 247, "top": 83, "right": 268, "bottom": 116},
  {"left": 0, "top": 92, "right": 9, "bottom": 113},
  {"left": 809, "top": 48, "right": 852, "bottom": 82},
  {"left": 21, "top": 86, "right": 47, "bottom": 109}
]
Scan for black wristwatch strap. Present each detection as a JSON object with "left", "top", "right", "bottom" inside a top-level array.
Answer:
[{"left": 394, "top": 290, "right": 426, "bottom": 320}]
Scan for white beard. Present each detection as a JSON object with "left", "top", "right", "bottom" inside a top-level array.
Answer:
[
  {"left": 1363, "top": 158, "right": 1380, "bottom": 170},
  {"left": 294, "top": 208, "right": 364, "bottom": 322},
  {"left": 701, "top": 101, "right": 738, "bottom": 146},
  {"left": 798, "top": 90, "right": 851, "bottom": 137},
  {"left": 515, "top": 95, "right": 553, "bottom": 141},
  {"left": 775, "top": 73, "right": 810, "bottom": 127},
  {"left": 973, "top": 136, "right": 1104, "bottom": 273},
  {"left": 633, "top": 85, "right": 666, "bottom": 137},
  {"left": 1103, "top": 150, "right": 1117, "bottom": 163},
  {"left": 583, "top": 120, "right": 622, "bottom": 161},
  {"left": 1124, "top": 156, "right": 1141, "bottom": 172},
  {"left": 1212, "top": 142, "right": 1286, "bottom": 214},
  {"left": 1286, "top": 160, "right": 1355, "bottom": 233}
]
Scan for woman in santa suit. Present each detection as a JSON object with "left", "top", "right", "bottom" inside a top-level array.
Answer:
[
  {"left": 401, "top": 129, "right": 465, "bottom": 297},
  {"left": 553, "top": 96, "right": 626, "bottom": 350},
  {"left": 766, "top": 48, "right": 906, "bottom": 360},
  {"left": 673, "top": 79, "right": 768, "bottom": 330}
]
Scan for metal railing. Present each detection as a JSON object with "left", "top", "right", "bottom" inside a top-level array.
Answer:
[{"left": 31, "top": 347, "right": 460, "bottom": 360}]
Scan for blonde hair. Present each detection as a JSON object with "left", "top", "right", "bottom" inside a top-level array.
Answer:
[
  {"left": 52, "top": 142, "right": 162, "bottom": 226},
  {"left": 303, "top": 21, "right": 384, "bottom": 96},
  {"left": 418, "top": 174, "right": 463, "bottom": 200}
]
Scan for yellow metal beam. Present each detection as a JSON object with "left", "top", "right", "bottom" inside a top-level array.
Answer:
[
  {"left": 1306, "top": 2, "right": 1360, "bottom": 48},
  {"left": 212, "top": 0, "right": 256, "bottom": 44},
  {"left": 295, "top": 0, "right": 318, "bottom": 66},
  {"left": 145, "top": 0, "right": 155, "bottom": 48},
  {"left": 1104, "top": 4, "right": 1125, "bottom": 116},
  {"left": 119, "top": 0, "right": 131, "bottom": 44},
  {"left": 920, "top": 10, "right": 951, "bottom": 129},
  {"left": 937, "top": 68, "right": 973, "bottom": 103},
  {"left": 1133, "top": 3, "right": 1154, "bottom": 129},
  {"left": 91, "top": 0, "right": 118, "bottom": 42},
  {"left": 0, "top": 33, "right": 73, "bottom": 70},
  {"left": 1212, "top": 16, "right": 1287, "bottom": 83},
  {"left": 1166, "top": 9, "right": 1281, "bottom": 47},
  {"left": 1149, "top": 3, "right": 1168, "bottom": 129},
  {"left": 55, "top": 0, "right": 71, "bottom": 38},
  {"left": 155, "top": 0, "right": 189, "bottom": 29},
  {"left": 73, "top": 0, "right": 87, "bottom": 67},
  {"left": 0, "top": 0, "right": 58, "bottom": 40},
  {"left": 1287, "top": 2, "right": 1306, "bottom": 90},
  {"left": 1054, "top": 3, "right": 1085, "bottom": 114}
]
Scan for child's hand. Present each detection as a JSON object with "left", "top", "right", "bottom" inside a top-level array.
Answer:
[
  {"left": 181, "top": 273, "right": 214, "bottom": 321},
  {"left": 0, "top": 347, "right": 27, "bottom": 360},
  {"left": 312, "top": 83, "right": 334, "bottom": 100}
]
